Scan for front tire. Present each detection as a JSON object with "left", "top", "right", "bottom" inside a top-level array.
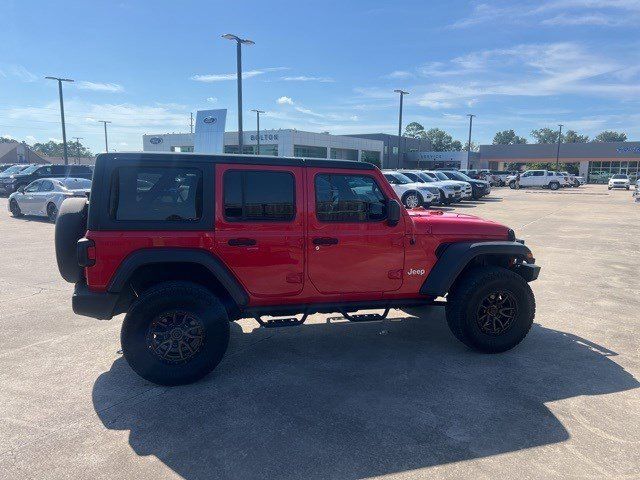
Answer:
[
  {"left": 121, "top": 281, "right": 230, "bottom": 386},
  {"left": 549, "top": 182, "right": 560, "bottom": 190},
  {"left": 445, "top": 266, "right": 535, "bottom": 353},
  {"left": 9, "top": 199, "right": 22, "bottom": 217},
  {"left": 402, "top": 191, "right": 423, "bottom": 209}
]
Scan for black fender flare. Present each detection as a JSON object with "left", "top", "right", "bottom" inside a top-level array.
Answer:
[
  {"left": 420, "top": 241, "right": 535, "bottom": 297},
  {"left": 107, "top": 248, "right": 249, "bottom": 307}
]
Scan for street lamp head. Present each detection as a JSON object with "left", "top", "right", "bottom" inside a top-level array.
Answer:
[
  {"left": 45, "top": 76, "right": 74, "bottom": 83},
  {"left": 394, "top": 89, "right": 409, "bottom": 95},
  {"left": 222, "top": 34, "right": 254, "bottom": 45},
  {"left": 251, "top": 109, "right": 265, "bottom": 114}
]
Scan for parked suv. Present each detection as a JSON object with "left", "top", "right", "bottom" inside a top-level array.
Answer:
[
  {"left": 506, "top": 170, "right": 565, "bottom": 190},
  {"left": 55, "top": 153, "right": 540, "bottom": 385},
  {"left": 398, "top": 170, "right": 462, "bottom": 205},
  {"left": 0, "top": 164, "right": 93, "bottom": 195},
  {"left": 608, "top": 174, "right": 630, "bottom": 190},
  {"left": 439, "top": 170, "right": 491, "bottom": 199},
  {"left": 382, "top": 171, "right": 438, "bottom": 208}
]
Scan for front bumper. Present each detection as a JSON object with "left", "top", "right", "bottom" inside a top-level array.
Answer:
[
  {"left": 514, "top": 263, "right": 541, "bottom": 282},
  {"left": 609, "top": 183, "right": 629, "bottom": 188},
  {"left": 72, "top": 280, "right": 119, "bottom": 320}
]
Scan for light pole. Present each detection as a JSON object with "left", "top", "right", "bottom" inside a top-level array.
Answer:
[
  {"left": 394, "top": 89, "right": 409, "bottom": 169},
  {"left": 555, "top": 124, "right": 563, "bottom": 171},
  {"left": 250, "top": 109, "right": 265, "bottom": 155},
  {"left": 99, "top": 120, "right": 111, "bottom": 152},
  {"left": 466, "top": 114, "right": 475, "bottom": 169},
  {"left": 222, "top": 33, "right": 255, "bottom": 154},
  {"left": 45, "top": 76, "right": 74, "bottom": 165}
]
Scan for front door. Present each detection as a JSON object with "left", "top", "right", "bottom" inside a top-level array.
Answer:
[
  {"left": 306, "top": 168, "right": 405, "bottom": 295},
  {"left": 213, "top": 164, "right": 305, "bottom": 298}
]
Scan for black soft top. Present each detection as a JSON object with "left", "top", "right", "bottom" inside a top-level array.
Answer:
[{"left": 95, "top": 152, "right": 376, "bottom": 171}]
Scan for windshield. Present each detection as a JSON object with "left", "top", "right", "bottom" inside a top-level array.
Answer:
[
  {"left": 19, "top": 165, "right": 40, "bottom": 175},
  {"left": 448, "top": 171, "right": 472, "bottom": 181},
  {"left": 1, "top": 165, "right": 29, "bottom": 175},
  {"left": 612, "top": 174, "right": 628, "bottom": 179},
  {"left": 61, "top": 178, "right": 92, "bottom": 190},
  {"left": 416, "top": 173, "right": 435, "bottom": 182},
  {"left": 385, "top": 173, "right": 413, "bottom": 184}
]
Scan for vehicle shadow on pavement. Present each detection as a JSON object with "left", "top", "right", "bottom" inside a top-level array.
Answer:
[{"left": 92, "top": 308, "right": 638, "bottom": 480}]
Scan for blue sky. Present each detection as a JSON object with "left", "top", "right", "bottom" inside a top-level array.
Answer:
[{"left": 1, "top": 0, "right": 639, "bottom": 153}]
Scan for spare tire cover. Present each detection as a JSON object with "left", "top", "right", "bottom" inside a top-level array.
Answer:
[{"left": 55, "top": 197, "right": 89, "bottom": 283}]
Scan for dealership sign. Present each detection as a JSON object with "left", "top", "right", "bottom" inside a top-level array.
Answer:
[
  {"left": 149, "top": 137, "right": 163, "bottom": 144},
  {"left": 616, "top": 146, "right": 640, "bottom": 154},
  {"left": 250, "top": 133, "right": 278, "bottom": 142},
  {"left": 203, "top": 116, "right": 217, "bottom": 124},
  {"left": 194, "top": 109, "right": 227, "bottom": 154}
]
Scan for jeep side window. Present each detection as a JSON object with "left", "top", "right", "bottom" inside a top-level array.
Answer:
[
  {"left": 315, "top": 174, "right": 387, "bottom": 222},
  {"left": 110, "top": 166, "right": 203, "bottom": 221},
  {"left": 223, "top": 170, "right": 295, "bottom": 222}
]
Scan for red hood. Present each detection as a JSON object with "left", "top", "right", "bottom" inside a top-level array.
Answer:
[{"left": 407, "top": 208, "right": 510, "bottom": 238}]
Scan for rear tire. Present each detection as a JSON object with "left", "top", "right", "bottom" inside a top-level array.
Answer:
[
  {"left": 121, "top": 281, "right": 230, "bottom": 386},
  {"left": 445, "top": 266, "right": 535, "bottom": 353},
  {"left": 549, "top": 182, "right": 560, "bottom": 190},
  {"left": 9, "top": 199, "right": 22, "bottom": 217}
]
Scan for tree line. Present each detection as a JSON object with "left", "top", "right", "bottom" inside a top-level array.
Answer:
[
  {"left": 0, "top": 136, "right": 94, "bottom": 157},
  {"left": 403, "top": 122, "right": 629, "bottom": 152}
]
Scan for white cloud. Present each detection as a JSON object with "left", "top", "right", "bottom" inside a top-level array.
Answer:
[
  {"left": 206, "top": 97, "right": 218, "bottom": 104},
  {"left": 25, "top": 135, "right": 36, "bottom": 144},
  {"left": 77, "top": 81, "right": 124, "bottom": 92},
  {"left": 1, "top": 65, "right": 38, "bottom": 82},
  {"left": 294, "top": 106, "right": 324, "bottom": 117},
  {"left": 191, "top": 67, "right": 288, "bottom": 82},
  {"left": 450, "top": 0, "right": 640, "bottom": 28},
  {"left": 281, "top": 75, "right": 334, "bottom": 82},
  {"left": 277, "top": 96, "right": 294, "bottom": 105},
  {"left": 384, "top": 70, "right": 414, "bottom": 79},
  {"left": 2, "top": 134, "right": 14, "bottom": 140}
]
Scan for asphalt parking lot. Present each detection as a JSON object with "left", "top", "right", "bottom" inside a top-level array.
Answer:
[{"left": 0, "top": 185, "right": 638, "bottom": 480}]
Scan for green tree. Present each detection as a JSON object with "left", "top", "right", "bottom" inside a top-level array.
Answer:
[
  {"left": 33, "top": 140, "right": 93, "bottom": 157},
  {"left": 592, "top": 131, "right": 627, "bottom": 142},
  {"left": 564, "top": 130, "right": 589, "bottom": 143},
  {"left": 424, "top": 128, "right": 463, "bottom": 151},
  {"left": 404, "top": 122, "right": 426, "bottom": 139},
  {"left": 531, "top": 128, "right": 562, "bottom": 144},
  {"left": 0, "top": 137, "right": 18, "bottom": 144},
  {"left": 492, "top": 130, "right": 528, "bottom": 145},
  {"left": 463, "top": 141, "right": 478, "bottom": 152}
]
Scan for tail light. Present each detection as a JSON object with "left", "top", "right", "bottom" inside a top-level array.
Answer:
[{"left": 77, "top": 238, "right": 95, "bottom": 267}]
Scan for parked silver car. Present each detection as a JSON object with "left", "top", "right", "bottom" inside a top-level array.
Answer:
[{"left": 8, "top": 177, "right": 91, "bottom": 222}]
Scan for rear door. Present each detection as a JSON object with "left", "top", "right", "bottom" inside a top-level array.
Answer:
[
  {"left": 214, "top": 164, "right": 305, "bottom": 298},
  {"left": 306, "top": 168, "right": 405, "bottom": 295}
]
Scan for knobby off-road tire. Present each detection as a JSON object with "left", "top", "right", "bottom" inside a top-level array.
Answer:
[
  {"left": 121, "top": 281, "right": 230, "bottom": 386},
  {"left": 445, "top": 266, "right": 535, "bottom": 353}
]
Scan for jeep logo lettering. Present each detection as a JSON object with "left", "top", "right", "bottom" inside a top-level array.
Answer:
[
  {"left": 149, "top": 137, "right": 163, "bottom": 145},
  {"left": 407, "top": 268, "right": 425, "bottom": 276},
  {"left": 203, "top": 116, "right": 217, "bottom": 124}
]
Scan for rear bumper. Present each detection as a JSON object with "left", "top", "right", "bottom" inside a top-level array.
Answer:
[{"left": 72, "top": 280, "right": 118, "bottom": 320}]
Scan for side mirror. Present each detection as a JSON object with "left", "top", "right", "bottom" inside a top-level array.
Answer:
[
  {"left": 17, "top": 186, "right": 25, "bottom": 194},
  {"left": 387, "top": 199, "right": 401, "bottom": 226}
]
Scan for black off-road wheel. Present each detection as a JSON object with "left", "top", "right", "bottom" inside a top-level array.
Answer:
[
  {"left": 9, "top": 199, "right": 22, "bottom": 217},
  {"left": 445, "top": 266, "right": 535, "bottom": 353},
  {"left": 121, "top": 281, "right": 230, "bottom": 386}
]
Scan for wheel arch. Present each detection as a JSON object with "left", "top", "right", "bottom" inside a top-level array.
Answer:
[
  {"left": 420, "top": 241, "right": 538, "bottom": 297},
  {"left": 108, "top": 248, "right": 249, "bottom": 319}
]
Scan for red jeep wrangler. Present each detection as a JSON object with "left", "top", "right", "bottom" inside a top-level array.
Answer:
[{"left": 55, "top": 153, "right": 540, "bottom": 385}]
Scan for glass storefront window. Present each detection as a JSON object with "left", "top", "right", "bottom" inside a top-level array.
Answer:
[
  {"left": 587, "top": 160, "right": 640, "bottom": 183},
  {"left": 330, "top": 147, "right": 358, "bottom": 161},
  {"left": 361, "top": 150, "right": 381, "bottom": 167},
  {"left": 293, "top": 145, "right": 328, "bottom": 159},
  {"left": 171, "top": 146, "right": 194, "bottom": 153}
]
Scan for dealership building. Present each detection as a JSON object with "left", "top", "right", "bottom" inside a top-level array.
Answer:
[{"left": 143, "top": 129, "right": 384, "bottom": 164}]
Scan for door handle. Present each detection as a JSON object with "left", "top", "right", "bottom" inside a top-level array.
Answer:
[
  {"left": 313, "top": 237, "right": 339, "bottom": 246},
  {"left": 228, "top": 238, "right": 257, "bottom": 246}
]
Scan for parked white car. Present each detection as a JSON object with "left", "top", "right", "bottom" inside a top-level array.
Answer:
[
  {"left": 506, "top": 170, "right": 565, "bottom": 190},
  {"left": 8, "top": 177, "right": 92, "bottom": 222},
  {"left": 382, "top": 171, "right": 438, "bottom": 208},
  {"left": 398, "top": 170, "right": 462, "bottom": 205},
  {"left": 421, "top": 170, "right": 473, "bottom": 199},
  {"left": 608, "top": 174, "right": 630, "bottom": 190}
]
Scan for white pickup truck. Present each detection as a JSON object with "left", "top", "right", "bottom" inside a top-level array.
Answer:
[{"left": 507, "top": 170, "right": 567, "bottom": 190}]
